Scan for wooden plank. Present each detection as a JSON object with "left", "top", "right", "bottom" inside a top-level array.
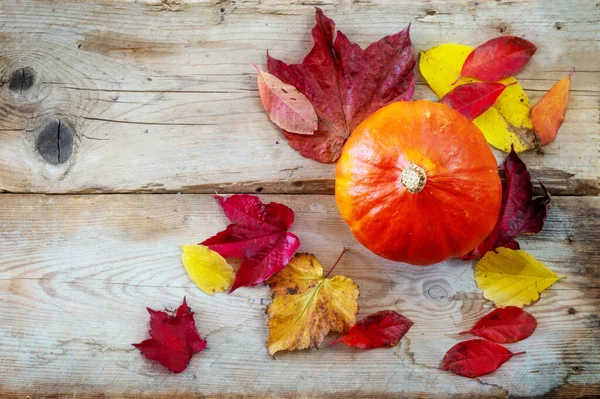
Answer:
[
  {"left": 0, "top": 193, "right": 597, "bottom": 398},
  {"left": 0, "top": 0, "right": 598, "bottom": 195}
]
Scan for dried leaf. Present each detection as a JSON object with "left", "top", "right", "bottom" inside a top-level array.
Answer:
[
  {"left": 531, "top": 69, "right": 573, "bottom": 145},
  {"left": 181, "top": 245, "right": 234, "bottom": 295},
  {"left": 462, "top": 149, "right": 550, "bottom": 259},
  {"left": 475, "top": 248, "right": 561, "bottom": 308},
  {"left": 329, "top": 310, "right": 412, "bottom": 349},
  {"left": 461, "top": 36, "right": 537, "bottom": 82},
  {"left": 201, "top": 194, "right": 299, "bottom": 292},
  {"left": 420, "top": 44, "right": 535, "bottom": 152},
  {"left": 266, "top": 253, "right": 359, "bottom": 356},
  {"left": 268, "top": 8, "right": 415, "bottom": 163},
  {"left": 460, "top": 306, "right": 537, "bottom": 343},
  {"left": 442, "top": 339, "right": 525, "bottom": 378},
  {"left": 441, "top": 82, "right": 514, "bottom": 120},
  {"left": 133, "top": 298, "right": 206, "bottom": 373},
  {"left": 255, "top": 64, "right": 318, "bottom": 135}
]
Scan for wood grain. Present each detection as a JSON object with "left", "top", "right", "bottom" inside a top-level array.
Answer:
[
  {"left": 0, "top": 0, "right": 598, "bottom": 195},
  {"left": 0, "top": 194, "right": 597, "bottom": 398}
]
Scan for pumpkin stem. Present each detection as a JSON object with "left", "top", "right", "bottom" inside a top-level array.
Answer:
[{"left": 401, "top": 164, "right": 427, "bottom": 193}]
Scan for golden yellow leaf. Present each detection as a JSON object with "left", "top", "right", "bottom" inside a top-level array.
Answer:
[
  {"left": 266, "top": 253, "right": 359, "bottom": 356},
  {"left": 419, "top": 44, "right": 535, "bottom": 153},
  {"left": 181, "top": 245, "right": 235, "bottom": 295},
  {"left": 475, "top": 248, "right": 561, "bottom": 308}
]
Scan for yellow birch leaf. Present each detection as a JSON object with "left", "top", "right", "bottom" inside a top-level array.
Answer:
[
  {"left": 475, "top": 248, "right": 561, "bottom": 308},
  {"left": 181, "top": 245, "right": 235, "bottom": 295},
  {"left": 266, "top": 253, "right": 359, "bottom": 356},
  {"left": 419, "top": 44, "right": 535, "bottom": 153}
]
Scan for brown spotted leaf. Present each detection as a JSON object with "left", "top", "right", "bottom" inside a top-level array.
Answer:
[{"left": 266, "top": 253, "right": 359, "bottom": 356}]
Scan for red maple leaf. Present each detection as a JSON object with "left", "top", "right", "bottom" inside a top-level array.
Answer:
[
  {"left": 267, "top": 8, "right": 415, "bottom": 163},
  {"left": 133, "top": 298, "right": 206, "bottom": 373},
  {"left": 329, "top": 310, "right": 413, "bottom": 349},
  {"left": 201, "top": 194, "right": 300, "bottom": 292},
  {"left": 462, "top": 148, "right": 550, "bottom": 259}
]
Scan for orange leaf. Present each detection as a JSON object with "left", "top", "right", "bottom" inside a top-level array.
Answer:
[
  {"left": 531, "top": 68, "right": 573, "bottom": 146},
  {"left": 255, "top": 64, "right": 318, "bottom": 135}
]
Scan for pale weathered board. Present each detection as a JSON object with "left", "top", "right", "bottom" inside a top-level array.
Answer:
[
  {"left": 0, "top": 0, "right": 598, "bottom": 195},
  {"left": 0, "top": 194, "right": 598, "bottom": 398}
]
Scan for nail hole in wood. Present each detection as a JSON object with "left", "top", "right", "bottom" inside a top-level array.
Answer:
[
  {"left": 8, "top": 67, "right": 36, "bottom": 93},
  {"left": 36, "top": 119, "right": 74, "bottom": 165}
]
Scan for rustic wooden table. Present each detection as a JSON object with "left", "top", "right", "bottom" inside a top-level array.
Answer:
[{"left": 0, "top": 0, "right": 598, "bottom": 397}]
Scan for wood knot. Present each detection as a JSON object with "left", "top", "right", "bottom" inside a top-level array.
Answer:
[
  {"left": 427, "top": 284, "right": 448, "bottom": 301},
  {"left": 36, "top": 119, "right": 74, "bottom": 165},
  {"left": 554, "top": 22, "right": 564, "bottom": 30},
  {"left": 568, "top": 307, "right": 576, "bottom": 315},
  {"left": 8, "top": 67, "right": 36, "bottom": 93}
]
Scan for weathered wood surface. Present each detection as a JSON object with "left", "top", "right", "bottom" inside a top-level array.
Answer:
[
  {"left": 0, "top": 0, "right": 599, "bottom": 398},
  {"left": 0, "top": 194, "right": 598, "bottom": 398},
  {"left": 0, "top": 0, "right": 598, "bottom": 195}
]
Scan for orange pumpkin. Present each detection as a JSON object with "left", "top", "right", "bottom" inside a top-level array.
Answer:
[{"left": 335, "top": 101, "right": 502, "bottom": 265}]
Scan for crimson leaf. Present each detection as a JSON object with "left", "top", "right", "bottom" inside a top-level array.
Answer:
[
  {"left": 329, "top": 310, "right": 413, "bottom": 349},
  {"left": 133, "top": 298, "right": 206, "bottom": 373},
  {"left": 462, "top": 148, "right": 550, "bottom": 259},
  {"left": 442, "top": 339, "right": 525, "bottom": 378},
  {"left": 460, "top": 307, "right": 537, "bottom": 343},
  {"left": 201, "top": 194, "right": 299, "bottom": 292}
]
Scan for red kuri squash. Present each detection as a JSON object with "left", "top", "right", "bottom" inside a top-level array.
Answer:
[{"left": 335, "top": 101, "right": 502, "bottom": 265}]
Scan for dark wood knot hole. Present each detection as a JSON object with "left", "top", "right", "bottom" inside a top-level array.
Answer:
[
  {"left": 36, "top": 119, "right": 74, "bottom": 165},
  {"left": 9, "top": 67, "right": 36, "bottom": 93}
]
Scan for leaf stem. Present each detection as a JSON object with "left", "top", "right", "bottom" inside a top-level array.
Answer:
[
  {"left": 569, "top": 66, "right": 575, "bottom": 78},
  {"left": 458, "top": 330, "right": 471, "bottom": 335},
  {"left": 324, "top": 248, "right": 347, "bottom": 278},
  {"left": 512, "top": 351, "right": 526, "bottom": 356}
]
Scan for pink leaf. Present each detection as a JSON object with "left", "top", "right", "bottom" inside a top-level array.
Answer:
[{"left": 255, "top": 64, "right": 318, "bottom": 135}]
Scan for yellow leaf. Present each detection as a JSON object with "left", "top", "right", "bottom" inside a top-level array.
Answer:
[
  {"left": 419, "top": 44, "right": 535, "bottom": 153},
  {"left": 475, "top": 248, "right": 561, "bottom": 307},
  {"left": 181, "top": 245, "right": 235, "bottom": 295},
  {"left": 266, "top": 253, "right": 359, "bottom": 356}
]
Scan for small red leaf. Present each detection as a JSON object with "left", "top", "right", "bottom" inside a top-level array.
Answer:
[
  {"left": 201, "top": 194, "right": 300, "bottom": 292},
  {"left": 441, "top": 82, "right": 514, "bottom": 120},
  {"left": 461, "top": 36, "right": 537, "bottom": 82},
  {"left": 329, "top": 310, "right": 413, "bottom": 349},
  {"left": 460, "top": 307, "right": 537, "bottom": 343},
  {"left": 268, "top": 8, "right": 415, "bottom": 163},
  {"left": 442, "top": 339, "right": 525, "bottom": 378},
  {"left": 133, "top": 298, "right": 206, "bottom": 374},
  {"left": 461, "top": 148, "right": 550, "bottom": 259}
]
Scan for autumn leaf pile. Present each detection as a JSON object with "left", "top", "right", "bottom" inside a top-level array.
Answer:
[{"left": 134, "top": 8, "right": 572, "bottom": 377}]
